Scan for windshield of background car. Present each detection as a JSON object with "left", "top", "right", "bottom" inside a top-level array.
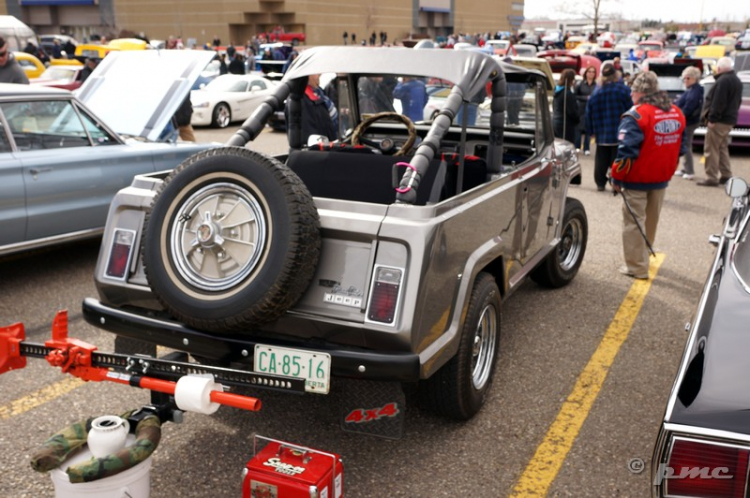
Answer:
[
  {"left": 40, "top": 67, "right": 76, "bottom": 81},
  {"left": 206, "top": 77, "right": 249, "bottom": 92},
  {"left": 0, "top": 100, "right": 117, "bottom": 150},
  {"left": 640, "top": 44, "right": 662, "bottom": 52}
]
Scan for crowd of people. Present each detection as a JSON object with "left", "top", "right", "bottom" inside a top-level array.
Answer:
[{"left": 547, "top": 54, "right": 743, "bottom": 279}]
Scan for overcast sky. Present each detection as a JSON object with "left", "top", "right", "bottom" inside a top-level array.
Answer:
[{"left": 524, "top": 0, "right": 750, "bottom": 24}]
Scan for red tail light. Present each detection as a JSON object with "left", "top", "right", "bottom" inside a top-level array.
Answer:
[
  {"left": 663, "top": 437, "right": 750, "bottom": 498},
  {"left": 366, "top": 266, "right": 403, "bottom": 325},
  {"left": 105, "top": 229, "right": 136, "bottom": 280}
]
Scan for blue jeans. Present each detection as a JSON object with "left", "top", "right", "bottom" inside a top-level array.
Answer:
[
  {"left": 455, "top": 103, "right": 478, "bottom": 126},
  {"left": 574, "top": 124, "right": 590, "bottom": 152}
]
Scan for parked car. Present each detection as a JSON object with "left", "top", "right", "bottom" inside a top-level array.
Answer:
[
  {"left": 693, "top": 71, "right": 750, "bottom": 148},
  {"left": 652, "top": 177, "right": 750, "bottom": 498},
  {"left": 190, "top": 74, "right": 279, "bottom": 128},
  {"left": 422, "top": 86, "right": 451, "bottom": 122},
  {"left": 513, "top": 44, "right": 538, "bottom": 58},
  {"left": 39, "top": 34, "right": 78, "bottom": 58},
  {"left": 14, "top": 51, "right": 45, "bottom": 79},
  {"left": 83, "top": 47, "right": 587, "bottom": 437},
  {"left": 485, "top": 39, "right": 516, "bottom": 56},
  {"left": 708, "top": 36, "right": 736, "bottom": 56},
  {"left": 259, "top": 30, "right": 305, "bottom": 46},
  {"left": 30, "top": 65, "right": 84, "bottom": 91},
  {"left": 255, "top": 42, "right": 294, "bottom": 76},
  {"left": 619, "top": 59, "right": 641, "bottom": 76},
  {"left": 641, "top": 58, "right": 703, "bottom": 101},
  {"left": 569, "top": 42, "right": 599, "bottom": 55},
  {"left": 537, "top": 50, "right": 601, "bottom": 78},
  {"left": 635, "top": 40, "right": 668, "bottom": 60},
  {"left": 0, "top": 50, "right": 216, "bottom": 257},
  {"left": 736, "top": 35, "right": 750, "bottom": 51},
  {"left": 412, "top": 39, "right": 436, "bottom": 50},
  {"left": 191, "top": 59, "right": 222, "bottom": 90}
]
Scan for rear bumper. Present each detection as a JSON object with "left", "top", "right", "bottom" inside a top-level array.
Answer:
[{"left": 82, "top": 297, "right": 421, "bottom": 382}]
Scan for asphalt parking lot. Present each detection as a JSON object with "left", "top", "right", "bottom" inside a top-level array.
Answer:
[{"left": 1, "top": 126, "right": 748, "bottom": 497}]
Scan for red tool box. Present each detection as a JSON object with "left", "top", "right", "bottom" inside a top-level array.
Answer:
[{"left": 243, "top": 436, "right": 343, "bottom": 498}]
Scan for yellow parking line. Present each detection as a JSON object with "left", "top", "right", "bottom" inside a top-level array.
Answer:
[
  {"left": 0, "top": 377, "right": 85, "bottom": 420},
  {"left": 511, "top": 253, "right": 666, "bottom": 496}
]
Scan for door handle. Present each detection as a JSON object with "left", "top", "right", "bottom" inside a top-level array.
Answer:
[{"left": 29, "top": 167, "right": 53, "bottom": 175}]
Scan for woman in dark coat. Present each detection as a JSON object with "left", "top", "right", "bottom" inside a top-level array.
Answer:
[
  {"left": 553, "top": 68, "right": 579, "bottom": 144},
  {"left": 574, "top": 66, "right": 597, "bottom": 155}
]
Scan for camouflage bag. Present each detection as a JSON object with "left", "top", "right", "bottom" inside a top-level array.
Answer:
[{"left": 30, "top": 409, "right": 162, "bottom": 483}]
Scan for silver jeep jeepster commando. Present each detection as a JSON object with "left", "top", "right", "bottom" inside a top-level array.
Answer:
[{"left": 83, "top": 47, "right": 587, "bottom": 436}]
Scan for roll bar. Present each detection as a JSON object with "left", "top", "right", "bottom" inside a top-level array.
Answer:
[{"left": 226, "top": 71, "right": 507, "bottom": 205}]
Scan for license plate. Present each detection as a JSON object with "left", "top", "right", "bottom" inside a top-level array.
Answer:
[{"left": 253, "top": 345, "right": 331, "bottom": 394}]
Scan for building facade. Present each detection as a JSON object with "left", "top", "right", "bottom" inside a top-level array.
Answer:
[{"left": 6, "top": 0, "right": 524, "bottom": 46}]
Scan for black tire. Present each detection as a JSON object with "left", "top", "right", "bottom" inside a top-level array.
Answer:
[
  {"left": 531, "top": 197, "right": 587, "bottom": 288},
  {"left": 141, "top": 147, "right": 321, "bottom": 333},
  {"left": 212, "top": 103, "right": 231, "bottom": 128},
  {"left": 291, "top": 38, "right": 300, "bottom": 46},
  {"left": 420, "top": 272, "right": 501, "bottom": 420}
]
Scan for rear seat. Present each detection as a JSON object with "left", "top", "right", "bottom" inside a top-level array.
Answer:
[{"left": 285, "top": 148, "right": 488, "bottom": 205}]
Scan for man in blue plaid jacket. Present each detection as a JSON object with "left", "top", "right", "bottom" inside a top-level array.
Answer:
[{"left": 585, "top": 63, "right": 633, "bottom": 191}]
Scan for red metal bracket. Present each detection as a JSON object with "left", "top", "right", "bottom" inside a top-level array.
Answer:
[
  {"left": 0, "top": 322, "right": 26, "bottom": 374},
  {"left": 43, "top": 310, "right": 108, "bottom": 381}
]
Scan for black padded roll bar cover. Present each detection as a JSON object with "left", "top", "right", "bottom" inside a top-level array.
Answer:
[
  {"left": 395, "top": 88, "right": 465, "bottom": 203},
  {"left": 225, "top": 83, "right": 292, "bottom": 147},
  {"left": 286, "top": 77, "right": 309, "bottom": 150},
  {"left": 486, "top": 75, "right": 507, "bottom": 175}
]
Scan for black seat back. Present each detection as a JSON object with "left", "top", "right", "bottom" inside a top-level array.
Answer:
[
  {"left": 286, "top": 150, "right": 487, "bottom": 205},
  {"left": 440, "top": 154, "right": 488, "bottom": 200},
  {"left": 287, "top": 150, "right": 443, "bottom": 205}
]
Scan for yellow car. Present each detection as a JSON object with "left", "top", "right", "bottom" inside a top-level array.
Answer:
[
  {"left": 14, "top": 52, "right": 46, "bottom": 79},
  {"left": 106, "top": 38, "right": 149, "bottom": 51},
  {"left": 75, "top": 43, "right": 119, "bottom": 61},
  {"left": 49, "top": 58, "right": 83, "bottom": 67}
]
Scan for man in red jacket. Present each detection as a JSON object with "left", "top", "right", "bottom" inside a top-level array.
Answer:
[{"left": 610, "top": 72, "right": 688, "bottom": 279}]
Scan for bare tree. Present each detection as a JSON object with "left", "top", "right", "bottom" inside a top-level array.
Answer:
[{"left": 556, "top": 0, "right": 619, "bottom": 37}]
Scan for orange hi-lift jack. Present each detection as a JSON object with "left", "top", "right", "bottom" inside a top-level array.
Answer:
[{"left": 0, "top": 310, "right": 306, "bottom": 415}]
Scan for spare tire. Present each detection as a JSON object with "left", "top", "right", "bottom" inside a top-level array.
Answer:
[{"left": 142, "top": 147, "right": 320, "bottom": 333}]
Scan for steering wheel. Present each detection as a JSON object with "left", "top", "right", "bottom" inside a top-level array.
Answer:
[{"left": 351, "top": 112, "right": 418, "bottom": 156}]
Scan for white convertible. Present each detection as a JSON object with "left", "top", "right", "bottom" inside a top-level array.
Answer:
[{"left": 190, "top": 74, "right": 278, "bottom": 128}]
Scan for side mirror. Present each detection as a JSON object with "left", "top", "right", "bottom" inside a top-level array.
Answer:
[
  {"left": 199, "top": 83, "right": 206, "bottom": 89},
  {"left": 725, "top": 177, "right": 748, "bottom": 198}
]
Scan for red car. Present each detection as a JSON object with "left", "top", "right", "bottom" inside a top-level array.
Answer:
[
  {"left": 260, "top": 30, "right": 305, "bottom": 46},
  {"left": 635, "top": 40, "right": 668, "bottom": 60},
  {"left": 30, "top": 65, "right": 85, "bottom": 91},
  {"left": 537, "top": 50, "right": 601, "bottom": 77}
]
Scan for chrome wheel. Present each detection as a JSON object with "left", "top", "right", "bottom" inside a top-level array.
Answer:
[
  {"left": 170, "top": 182, "right": 266, "bottom": 291},
  {"left": 558, "top": 217, "right": 584, "bottom": 271},
  {"left": 471, "top": 304, "right": 498, "bottom": 390},
  {"left": 214, "top": 104, "right": 231, "bottom": 128}
]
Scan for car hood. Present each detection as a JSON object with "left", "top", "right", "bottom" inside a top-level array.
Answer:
[{"left": 77, "top": 50, "right": 215, "bottom": 142}]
